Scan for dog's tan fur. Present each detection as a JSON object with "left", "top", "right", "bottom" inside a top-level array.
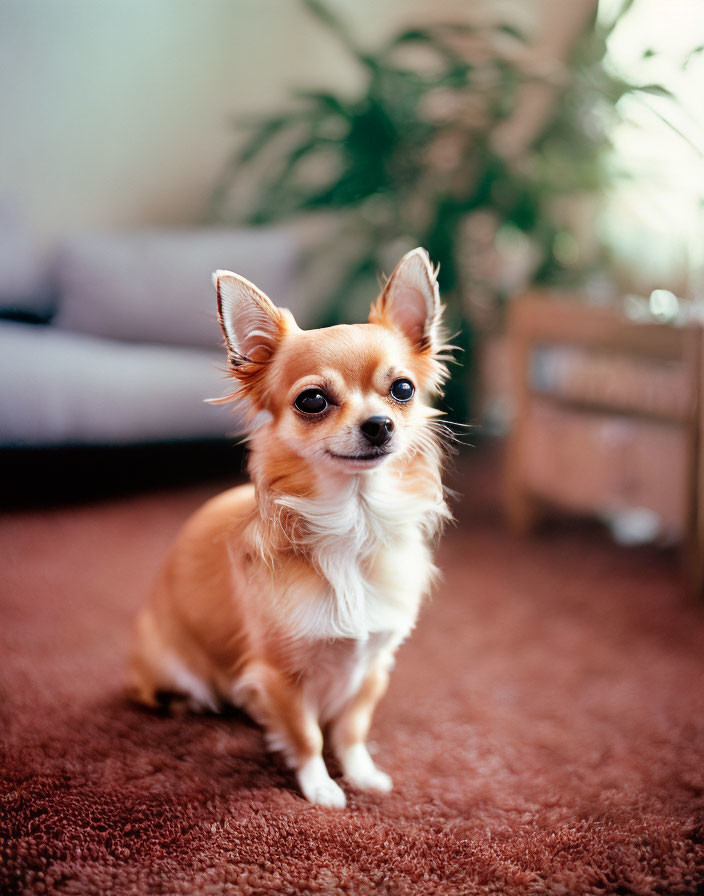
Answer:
[{"left": 129, "top": 248, "right": 450, "bottom": 806}]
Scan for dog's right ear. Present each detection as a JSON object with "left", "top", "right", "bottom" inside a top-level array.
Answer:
[{"left": 213, "top": 271, "right": 287, "bottom": 367}]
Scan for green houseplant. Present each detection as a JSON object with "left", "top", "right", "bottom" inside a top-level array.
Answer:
[{"left": 209, "top": 0, "right": 667, "bottom": 420}]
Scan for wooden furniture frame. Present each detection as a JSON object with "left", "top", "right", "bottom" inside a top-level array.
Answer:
[{"left": 506, "top": 291, "right": 703, "bottom": 596}]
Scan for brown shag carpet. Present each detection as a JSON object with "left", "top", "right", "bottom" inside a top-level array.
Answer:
[{"left": 1, "top": 453, "right": 703, "bottom": 895}]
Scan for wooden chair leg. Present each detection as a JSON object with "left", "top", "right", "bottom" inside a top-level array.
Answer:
[{"left": 507, "top": 487, "right": 540, "bottom": 534}]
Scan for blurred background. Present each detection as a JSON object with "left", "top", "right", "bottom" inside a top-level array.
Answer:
[{"left": 1, "top": 0, "right": 703, "bottom": 589}]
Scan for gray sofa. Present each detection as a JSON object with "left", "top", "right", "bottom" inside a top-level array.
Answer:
[{"left": 0, "top": 226, "right": 301, "bottom": 447}]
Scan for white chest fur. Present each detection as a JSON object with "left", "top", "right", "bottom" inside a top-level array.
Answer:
[{"left": 273, "top": 467, "right": 442, "bottom": 641}]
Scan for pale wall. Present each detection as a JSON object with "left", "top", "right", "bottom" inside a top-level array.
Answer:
[{"left": 0, "top": 0, "right": 591, "bottom": 252}]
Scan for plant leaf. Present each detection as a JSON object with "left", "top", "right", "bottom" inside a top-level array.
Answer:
[
  {"left": 634, "top": 83, "right": 675, "bottom": 99},
  {"left": 684, "top": 44, "right": 704, "bottom": 68},
  {"left": 293, "top": 89, "right": 350, "bottom": 117},
  {"left": 300, "top": 0, "right": 373, "bottom": 69},
  {"left": 493, "top": 23, "right": 526, "bottom": 41},
  {"left": 237, "top": 118, "right": 292, "bottom": 165}
]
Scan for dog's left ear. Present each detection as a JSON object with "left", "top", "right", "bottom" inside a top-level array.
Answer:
[{"left": 369, "top": 248, "right": 442, "bottom": 353}]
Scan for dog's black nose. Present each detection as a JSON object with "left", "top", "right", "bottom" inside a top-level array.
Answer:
[{"left": 360, "top": 415, "right": 394, "bottom": 447}]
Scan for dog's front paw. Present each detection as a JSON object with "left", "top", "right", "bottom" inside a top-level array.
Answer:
[
  {"left": 348, "top": 766, "right": 393, "bottom": 793},
  {"left": 341, "top": 744, "right": 393, "bottom": 793},
  {"left": 297, "top": 757, "right": 347, "bottom": 808}
]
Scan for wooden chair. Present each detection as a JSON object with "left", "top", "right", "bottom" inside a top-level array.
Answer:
[{"left": 505, "top": 290, "right": 703, "bottom": 597}]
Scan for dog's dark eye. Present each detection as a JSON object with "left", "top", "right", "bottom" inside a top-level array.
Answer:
[
  {"left": 294, "top": 389, "right": 329, "bottom": 415},
  {"left": 390, "top": 379, "right": 414, "bottom": 402}
]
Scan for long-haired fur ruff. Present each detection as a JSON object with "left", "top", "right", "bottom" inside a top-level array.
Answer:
[{"left": 128, "top": 248, "right": 452, "bottom": 807}]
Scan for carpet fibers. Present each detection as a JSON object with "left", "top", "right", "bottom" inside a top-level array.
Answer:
[{"left": 1, "top": 457, "right": 703, "bottom": 895}]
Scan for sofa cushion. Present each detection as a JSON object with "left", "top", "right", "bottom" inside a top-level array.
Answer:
[
  {"left": 0, "top": 321, "right": 243, "bottom": 446},
  {"left": 0, "top": 199, "right": 51, "bottom": 319},
  {"left": 52, "top": 228, "right": 299, "bottom": 348}
]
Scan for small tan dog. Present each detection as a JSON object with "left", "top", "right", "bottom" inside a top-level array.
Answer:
[{"left": 129, "top": 248, "right": 451, "bottom": 807}]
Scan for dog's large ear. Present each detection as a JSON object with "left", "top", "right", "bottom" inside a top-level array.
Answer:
[
  {"left": 369, "top": 248, "right": 442, "bottom": 353},
  {"left": 213, "top": 270, "right": 287, "bottom": 367}
]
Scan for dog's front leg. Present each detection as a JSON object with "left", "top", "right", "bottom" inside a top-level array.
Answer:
[
  {"left": 328, "top": 663, "right": 392, "bottom": 793},
  {"left": 233, "top": 661, "right": 346, "bottom": 808}
]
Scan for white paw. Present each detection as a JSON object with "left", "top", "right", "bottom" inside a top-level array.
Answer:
[
  {"left": 348, "top": 767, "right": 393, "bottom": 793},
  {"left": 305, "top": 776, "right": 347, "bottom": 808},
  {"left": 341, "top": 744, "right": 393, "bottom": 793},
  {"left": 297, "top": 757, "right": 347, "bottom": 808}
]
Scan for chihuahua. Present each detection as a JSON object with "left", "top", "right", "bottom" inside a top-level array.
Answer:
[{"left": 128, "top": 248, "right": 451, "bottom": 807}]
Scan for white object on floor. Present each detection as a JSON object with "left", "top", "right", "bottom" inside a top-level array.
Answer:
[{"left": 603, "top": 506, "right": 663, "bottom": 546}]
